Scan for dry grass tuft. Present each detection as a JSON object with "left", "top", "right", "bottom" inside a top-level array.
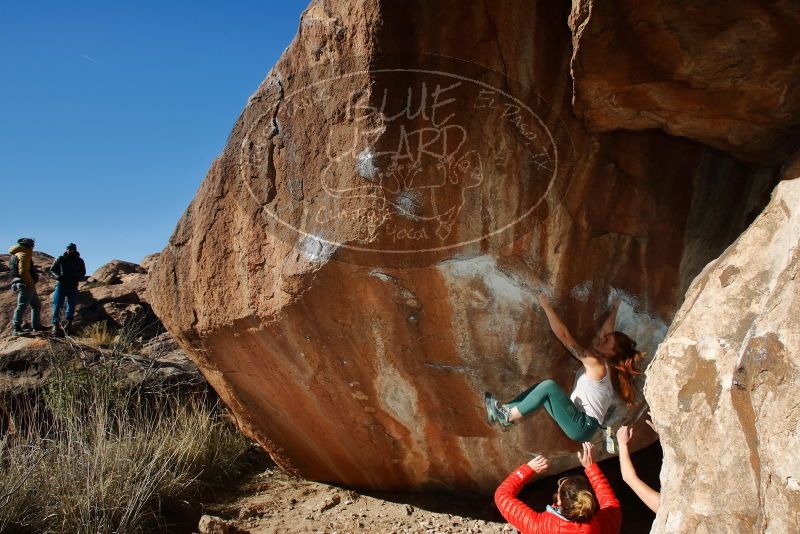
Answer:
[
  {"left": 78, "top": 322, "right": 119, "bottom": 349},
  {"left": 0, "top": 350, "right": 250, "bottom": 533}
]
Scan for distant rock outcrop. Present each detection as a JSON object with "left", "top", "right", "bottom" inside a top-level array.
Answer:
[
  {"left": 1, "top": 254, "right": 161, "bottom": 339},
  {"left": 0, "top": 253, "right": 203, "bottom": 429},
  {"left": 0, "top": 335, "right": 203, "bottom": 399},
  {"left": 148, "top": 0, "right": 786, "bottom": 492},
  {"left": 88, "top": 260, "right": 147, "bottom": 285}
]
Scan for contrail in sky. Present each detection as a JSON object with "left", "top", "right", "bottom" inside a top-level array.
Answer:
[{"left": 82, "top": 54, "right": 102, "bottom": 65}]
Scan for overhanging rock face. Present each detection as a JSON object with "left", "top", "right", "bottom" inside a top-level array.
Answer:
[
  {"left": 569, "top": 0, "right": 800, "bottom": 164},
  {"left": 149, "top": 0, "right": 778, "bottom": 492}
]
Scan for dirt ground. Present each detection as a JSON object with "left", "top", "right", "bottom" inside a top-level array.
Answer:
[
  {"left": 202, "top": 466, "right": 508, "bottom": 534},
  {"left": 199, "top": 444, "right": 661, "bottom": 534}
]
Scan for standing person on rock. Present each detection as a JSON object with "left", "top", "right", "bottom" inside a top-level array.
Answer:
[
  {"left": 50, "top": 243, "right": 86, "bottom": 336},
  {"left": 485, "top": 294, "right": 644, "bottom": 443},
  {"left": 494, "top": 442, "right": 622, "bottom": 534},
  {"left": 8, "top": 238, "right": 46, "bottom": 336}
]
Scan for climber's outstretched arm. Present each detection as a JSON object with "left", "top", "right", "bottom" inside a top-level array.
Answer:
[
  {"left": 537, "top": 293, "right": 589, "bottom": 362},
  {"left": 596, "top": 297, "right": 621, "bottom": 340}
]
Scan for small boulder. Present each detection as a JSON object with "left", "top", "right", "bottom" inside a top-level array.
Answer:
[
  {"left": 198, "top": 514, "right": 231, "bottom": 534},
  {"left": 87, "top": 284, "right": 141, "bottom": 305},
  {"left": 140, "top": 253, "right": 160, "bottom": 273},
  {"left": 100, "top": 302, "right": 148, "bottom": 327},
  {"left": 89, "top": 260, "right": 146, "bottom": 285}
]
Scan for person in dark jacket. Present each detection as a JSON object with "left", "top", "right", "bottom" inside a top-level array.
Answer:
[
  {"left": 9, "top": 237, "right": 46, "bottom": 336},
  {"left": 50, "top": 243, "right": 86, "bottom": 335}
]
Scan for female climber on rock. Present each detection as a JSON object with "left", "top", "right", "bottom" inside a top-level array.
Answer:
[
  {"left": 485, "top": 293, "right": 644, "bottom": 443},
  {"left": 494, "top": 442, "right": 622, "bottom": 534}
]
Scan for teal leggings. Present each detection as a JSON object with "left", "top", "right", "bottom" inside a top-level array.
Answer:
[{"left": 506, "top": 379, "right": 599, "bottom": 442}]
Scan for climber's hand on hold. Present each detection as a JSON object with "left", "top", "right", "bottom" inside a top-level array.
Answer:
[
  {"left": 536, "top": 293, "right": 550, "bottom": 308},
  {"left": 616, "top": 426, "right": 633, "bottom": 448}
]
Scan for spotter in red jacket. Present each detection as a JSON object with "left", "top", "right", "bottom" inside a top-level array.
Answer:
[{"left": 494, "top": 463, "right": 622, "bottom": 534}]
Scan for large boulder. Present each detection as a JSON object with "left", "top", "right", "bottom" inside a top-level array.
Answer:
[
  {"left": 646, "top": 172, "right": 800, "bottom": 532},
  {"left": 149, "top": 0, "right": 779, "bottom": 491},
  {"left": 568, "top": 0, "right": 800, "bottom": 164}
]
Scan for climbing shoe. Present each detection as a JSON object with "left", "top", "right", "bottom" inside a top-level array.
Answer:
[
  {"left": 485, "top": 392, "right": 513, "bottom": 427},
  {"left": 11, "top": 324, "right": 24, "bottom": 337},
  {"left": 31, "top": 324, "right": 49, "bottom": 333},
  {"left": 51, "top": 324, "right": 64, "bottom": 337}
]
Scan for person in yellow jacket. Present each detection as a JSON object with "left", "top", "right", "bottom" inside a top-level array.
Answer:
[{"left": 9, "top": 238, "right": 46, "bottom": 336}]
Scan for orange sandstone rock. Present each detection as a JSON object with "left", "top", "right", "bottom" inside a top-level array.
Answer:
[{"left": 149, "top": 0, "right": 778, "bottom": 492}]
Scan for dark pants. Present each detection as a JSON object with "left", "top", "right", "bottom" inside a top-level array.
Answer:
[
  {"left": 506, "top": 379, "right": 600, "bottom": 442},
  {"left": 52, "top": 283, "right": 79, "bottom": 324},
  {"left": 13, "top": 285, "right": 42, "bottom": 327}
]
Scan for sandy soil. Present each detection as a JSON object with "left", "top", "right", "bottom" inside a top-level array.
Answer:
[
  {"left": 202, "top": 466, "right": 507, "bottom": 534},
  {"left": 199, "top": 444, "right": 661, "bottom": 534}
]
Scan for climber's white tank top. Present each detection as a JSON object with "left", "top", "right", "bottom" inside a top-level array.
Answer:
[{"left": 570, "top": 363, "right": 615, "bottom": 425}]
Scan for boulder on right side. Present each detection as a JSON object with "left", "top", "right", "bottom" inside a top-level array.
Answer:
[{"left": 645, "top": 168, "right": 800, "bottom": 533}]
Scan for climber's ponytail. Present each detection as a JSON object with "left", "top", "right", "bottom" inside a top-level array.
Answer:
[{"left": 606, "top": 332, "right": 645, "bottom": 407}]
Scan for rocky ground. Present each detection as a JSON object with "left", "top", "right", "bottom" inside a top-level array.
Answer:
[
  {"left": 200, "top": 467, "right": 507, "bottom": 534},
  {"left": 198, "top": 445, "right": 661, "bottom": 534},
  {"left": 0, "top": 333, "right": 203, "bottom": 396}
]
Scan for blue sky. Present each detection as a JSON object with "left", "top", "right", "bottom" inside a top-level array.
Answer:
[{"left": 1, "top": 1, "right": 309, "bottom": 272}]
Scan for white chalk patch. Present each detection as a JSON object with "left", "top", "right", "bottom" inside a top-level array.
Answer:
[
  {"left": 666, "top": 336, "right": 698, "bottom": 347},
  {"left": 609, "top": 286, "right": 641, "bottom": 310},
  {"left": 438, "top": 255, "right": 526, "bottom": 305},
  {"left": 356, "top": 148, "right": 378, "bottom": 180},
  {"left": 664, "top": 510, "right": 684, "bottom": 533},
  {"left": 615, "top": 298, "right": 668, "bottom": 360},
  {"left": 720, "top": 373, "right": 735, "bottom": 391},
  {"left": 395, "top": 189, "right": 421, "bottom": 218},
  {"left": 368, "top": 270, "right": 394, "bottom": 283},
  {"left": 570, "top": 280, "right": 593, "bottom": 302},
  {"left": 371, "top": 319, "right": 419, "bottom": 426},
  {"left": 697, "top": 336, "right": 724, "bottom": 362},
  {"left": 298, "top": 234, "right": 337, "bottom": 263},
  {"left": 788, "top": 477, "right": 800, "bottom": 492},
  {"left": 368, "top": 270, "right": 418, "bottom": 307}
]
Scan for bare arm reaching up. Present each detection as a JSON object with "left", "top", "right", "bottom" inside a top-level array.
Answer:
[
  {"left": 616, "top": 425, "right": 660, "bottom": 512},
  {"left": 597, "top": 298, "right": 621, "bottom": 340},
  {"left": 537, "top": 293, "right": 588, "bottom": 361},
  {"left": 537, "top": 294, "right": 605, "bottom": 379}
]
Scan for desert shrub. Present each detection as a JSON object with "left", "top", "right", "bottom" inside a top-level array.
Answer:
[
  {"left": 79, "top": 322, "right": 118, "bottom": 349},
  {"left": 0, "top": 351, "right": 250, "bottom": 533}
]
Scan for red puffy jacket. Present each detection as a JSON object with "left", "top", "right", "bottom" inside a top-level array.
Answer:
[{"left": 494, "top": 463, "right": 621, "bottom": 534}]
